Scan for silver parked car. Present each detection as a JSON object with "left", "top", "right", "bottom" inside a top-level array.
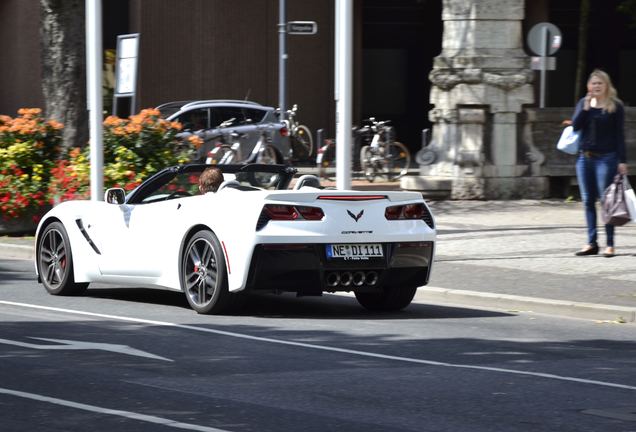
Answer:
[{"left": 157, "top": 100, "right": 291, "bottom": 163}]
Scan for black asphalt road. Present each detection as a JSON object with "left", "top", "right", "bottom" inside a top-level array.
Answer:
[{"left": 1, "top": 259, "right": 635, "bottom": 432}]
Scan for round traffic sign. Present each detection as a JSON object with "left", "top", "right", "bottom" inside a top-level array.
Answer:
[{"left": 527, "top": 22, "right": 562, "bottom": 56}]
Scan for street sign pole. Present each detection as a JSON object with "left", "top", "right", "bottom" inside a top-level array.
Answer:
[
  {"left": 540, "top": 26, "right": 548, "bottom": 108},
  {"left": 527, "top": 22, "right": 562, "bottom": 109}
]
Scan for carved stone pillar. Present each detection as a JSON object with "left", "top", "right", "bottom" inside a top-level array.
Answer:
[{"left": 409, "top": 0, "right": 548, "bottom": 199}]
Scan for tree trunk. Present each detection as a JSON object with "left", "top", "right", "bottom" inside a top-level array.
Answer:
[
  {"left": 574, "top": 0, "right": 590, "bottom": 105},
  {"left": 40, "top": 0, "right": 89, "bottom": 149}
]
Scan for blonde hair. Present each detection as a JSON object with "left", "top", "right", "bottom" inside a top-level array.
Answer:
[{"left": 588, "top": 69, "right": 621, "bottom": 113}]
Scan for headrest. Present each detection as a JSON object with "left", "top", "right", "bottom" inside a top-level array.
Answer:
[
  {"left": 293, "top": 174, "right": 322, "bottom": 190},
  {"left": 218, "top": 179, "right": 241, "bottom": 191}
]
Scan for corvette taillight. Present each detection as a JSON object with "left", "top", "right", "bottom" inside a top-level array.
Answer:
[
  {"left": 384, "top": 205, "right": 402, "bottom": 220},
  {"left": 265, "top": 204, "right": 299, "bottom": 220},
  {"left": 256, "top": 204, "right": 324, "bottom": 230},
  {"left": 296, "top": 206, "right": 324, "bottom": 220},
  {"left": 403, "top": 203, "right": 425, "bottom": 219},
  {"left": 385, "top": 203, "right": 434, "bottom": 228}
]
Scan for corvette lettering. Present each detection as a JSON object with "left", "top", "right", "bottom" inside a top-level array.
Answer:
[{"left": 341, "top": 230, "right": 373, "bottom": 234}]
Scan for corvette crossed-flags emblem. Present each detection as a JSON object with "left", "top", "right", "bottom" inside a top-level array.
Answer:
[{"left": 347, "top": 209, "right": 364, "bottom": 222}]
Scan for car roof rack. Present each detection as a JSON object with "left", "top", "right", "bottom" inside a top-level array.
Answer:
[{"left": 180, "top": 100, "right": 263, "bottom": 110}]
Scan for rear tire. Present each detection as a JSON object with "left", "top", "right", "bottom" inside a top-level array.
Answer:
[
  {"left": 355, "top": 285, "right": 417, "bottom": 312},
  {"left": 37, "top": 222, "right": 88, "bottom": 296},
  {"left": 293, "top": 124, "right": 314, "bottom": 159},
  {"left": 317, "top": 141, "right": 337, "bottom": 181},
  {"left": 382, "top": 141, "right": 410, "bottom": 181},
  {"left": 248, "top": 145, "right": 279, "bottom": 187},
  {"left": 206, "top": 144, "right": 236, "bottom": 164},
  {"left": 181, "top": 230, "right": 233, "bottom": 314},
  {"left": 359, "top": 145, "right": 375, "bottom": 182},
  {"left": 255, "top": 144, "right": 278, "bottom": 165}
]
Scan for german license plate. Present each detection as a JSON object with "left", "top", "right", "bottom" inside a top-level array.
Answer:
[{"left": 326, "top": 243, "right": 383, "bottom": 260}]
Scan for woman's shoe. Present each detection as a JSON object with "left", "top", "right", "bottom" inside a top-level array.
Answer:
[
  {"left": 603, "top": 247, "right": 615, "bottom": 258},
  {"left": 575, "top": 244, "right": 599, "bottom": 256}
]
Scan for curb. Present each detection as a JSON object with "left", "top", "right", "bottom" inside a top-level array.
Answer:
[
  {"left": 1, "top": 243, "right": 634, "bottom": 323},
  {"left": 0, "top": 244, "right": 34, "bottom": 261},
  {"left": 416, "top": 287, "right": 636, "bottom": 323}
]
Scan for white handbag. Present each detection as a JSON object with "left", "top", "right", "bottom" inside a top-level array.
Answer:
[
  {"left": 556, "top": 125, "right": 580, "bottom": 155},
  {"left": 623, "top": 177, "right": 636, "bottom": 223}
]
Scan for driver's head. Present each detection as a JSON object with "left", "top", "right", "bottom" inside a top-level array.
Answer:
[{"left": 199, "top": 167, "right": 224, "bottom": 193}]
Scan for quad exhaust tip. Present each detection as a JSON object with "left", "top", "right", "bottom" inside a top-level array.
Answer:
[
  {"left": 326, "top": 272, "right": 340, "bottom": 287},
  {"left": 325, "top": 271, "right": 379, "bottom": 287},
  {"left": 340, "top": 272, "right": 353, "bottom": 287},
  {"left": 352, "top": 271, "right": 365, "bottom": 286}
]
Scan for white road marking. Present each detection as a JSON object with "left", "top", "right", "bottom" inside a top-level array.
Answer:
[
  {"left": 0, "top": 337, "right": 172, "bottom": 362},
  {"left": 2, "top": 300, "right": 636, "bottom": 392},
  {"left": 0, "top": 387, "right": 231, "bottom": 432}
]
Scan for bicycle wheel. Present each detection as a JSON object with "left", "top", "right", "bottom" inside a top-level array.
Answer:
[
  {"left": 250, "top": 145, "right": 279, "bottom": 187},
  {"left": 359, "top": 145, "right": 376, "bottom": 182},
  {"left": 255, "top": 144, "right": 278, "bottom": 165},
  {"left": 206, "top": 145, "right": 236, "bottom": 165},
  {"left": 293, "top": 125, "right": 314, "bottom": 159},
  {"left": 316, "top": 142, "right": 336, "bottom": 181},
  {"left": 380, "top": 142, "right": 410, "bottom": 181}
]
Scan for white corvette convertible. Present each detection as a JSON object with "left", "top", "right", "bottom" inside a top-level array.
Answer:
[{"left": 35, "top": 164, "right": 436, "bottom": 314}]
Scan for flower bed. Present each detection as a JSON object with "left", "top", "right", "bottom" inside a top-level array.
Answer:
[
  {"left": 0, "top": 107, "right": 193, "bottom": 233},
  {"left": 0, "top": 108, "right": 62, "bottom": 225},
  {"left": 49, "top": 108, "right": 192, "bottom": 201}
]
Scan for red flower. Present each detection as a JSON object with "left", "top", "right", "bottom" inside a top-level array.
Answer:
[{"left": 124, "top": 181, "right": 139, "bottom": 191}]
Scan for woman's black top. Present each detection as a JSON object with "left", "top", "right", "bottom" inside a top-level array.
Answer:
[{"left": 572, "top": 97, "right": 626, "bottom": 163}]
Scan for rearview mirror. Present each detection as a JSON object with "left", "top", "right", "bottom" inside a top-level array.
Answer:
[{"left": 104, "top": 188, "right": 126, "bottom": 204}]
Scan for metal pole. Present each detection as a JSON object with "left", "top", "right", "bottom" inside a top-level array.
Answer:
[
  {"left": 539, "top": 26, "right": 547, "bottom": 108},
  {"left": 86, "top": 0, "right": 104, "bottom": 201},
  {"left": 335, "top": 0, "right": 352, "bottom": 190},
  {"left": 278, "top": 0, "right": 287, "bottom": 119}
]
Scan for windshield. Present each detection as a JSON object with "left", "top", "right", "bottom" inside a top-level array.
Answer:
[{"left": 126, "top": 164, "right": 295, "bottom": 204}]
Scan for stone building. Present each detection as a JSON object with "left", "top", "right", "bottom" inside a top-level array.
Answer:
[{"left": 1, "top": 0, "right": 635, "bottom": 198}]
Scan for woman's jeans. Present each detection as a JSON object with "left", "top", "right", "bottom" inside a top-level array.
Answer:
[{"left": 575, "top": 151, "right": 618, "bottom": 247}]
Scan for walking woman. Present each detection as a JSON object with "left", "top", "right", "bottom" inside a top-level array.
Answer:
[{"left": 572, "top": 69, "right": 627, "bottom": 257}]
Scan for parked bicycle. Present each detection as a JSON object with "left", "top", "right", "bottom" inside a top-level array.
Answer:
[
  {"left": 281, "top": 104, "right": 313, "bottom": 161},
  {"left": 358, "top": 118, "right": 411, "bottom": 182},
  {"left": 205, "top": 121, "right": 279, "bottom": 166},
  {"left": 315, "top": 126, "right": 363, "bottom": 181},
  {"left": 316, "top": 138, "right": 337, "bottom": 181},
  {"left": 205, "top": 125, "right": 280, "bottom": 187},
  {"left": 316, "top": 119, "right": 411, "bottom": 182}
]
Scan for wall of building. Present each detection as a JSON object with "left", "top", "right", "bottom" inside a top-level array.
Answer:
[
  {"left": 129, "top": 0, "right": 335, "bottom": 138},
  {"left": 0, "top": 0, "right": 43, "bottom": 116}
]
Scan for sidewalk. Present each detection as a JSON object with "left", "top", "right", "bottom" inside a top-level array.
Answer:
[
  {"left": 423, "top": 199, "right": 636, "bottom": 323},
  {"left": 2, "top": 199, "right": 636, "bottom": 323}
]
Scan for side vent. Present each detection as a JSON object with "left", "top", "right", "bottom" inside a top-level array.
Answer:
[
  {"left": 75, "top": 219, "right": 101, "bottom": 254},
  {"left": 422, "top": 206, "right": 435, "bottom": 229}
]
